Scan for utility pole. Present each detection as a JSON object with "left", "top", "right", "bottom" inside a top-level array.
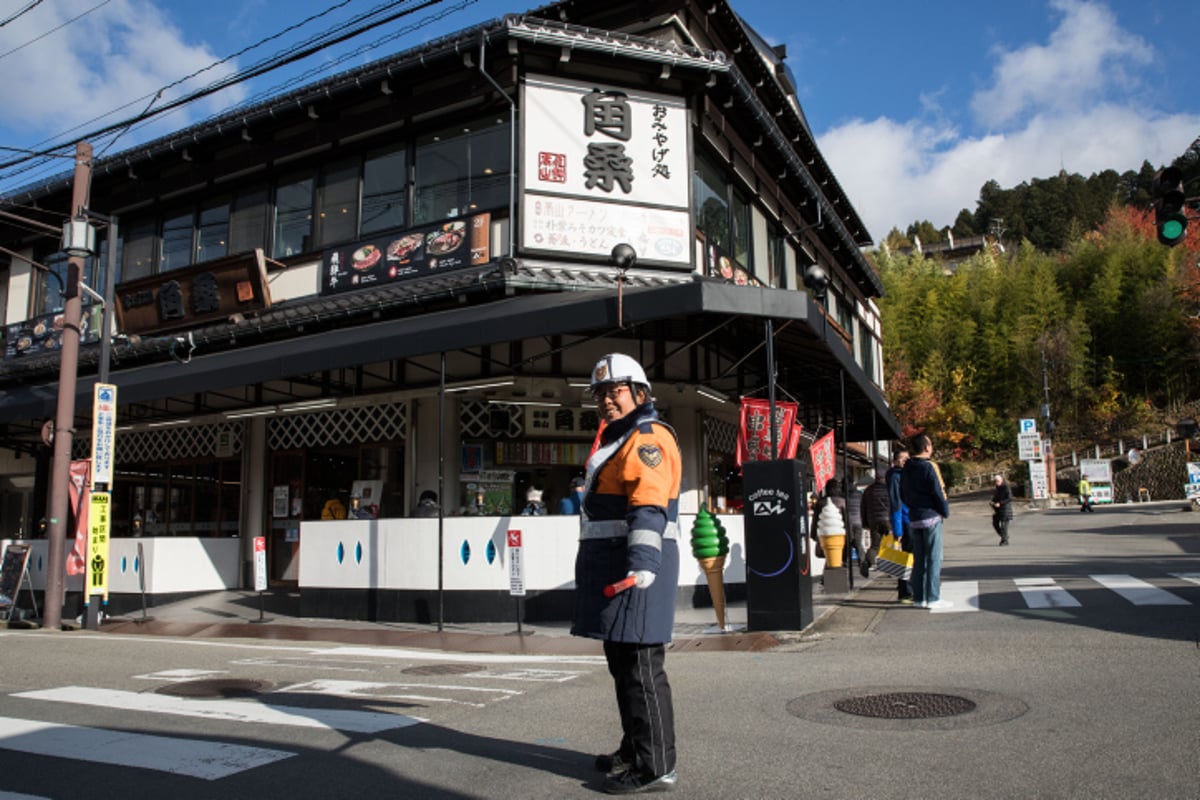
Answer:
[
  {"left": 42, "top": 141, "right": 92, "bottom": 631},
  {"left": 1041, "top": 350, "right": 1056, "bottom": 503}
]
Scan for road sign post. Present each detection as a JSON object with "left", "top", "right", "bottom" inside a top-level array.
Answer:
[{"left": 507, "top": 529, "right": 527, "bottom": 635}]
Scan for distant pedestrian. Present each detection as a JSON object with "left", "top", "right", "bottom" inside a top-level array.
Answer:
[
  {"left": 559, "top": 477, "right": 585, "bottom": 515},
  {"left": 900, "top": 434, "right": 950, "bottom": 610},
  {"left": 990, "top": 474, "right": 1013, "bottom": 545},
  {"left": 412, "top": 490, "right": 440, "bottom": 517},
  {"left": 1079, "top": 474, "right": 1094, "bottom": 512},
  {"left": 519, "top": 486, "right": 547, "bottom": 516},
  {"left": 885, "top": 446, "right": 913, "bottom": 602},
  {"left": 860, "top": 472, "right": 890, "bottom": 577}
]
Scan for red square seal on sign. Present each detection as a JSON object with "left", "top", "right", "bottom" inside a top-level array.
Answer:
[
  {"left": 507, "top": 530, "right": 521, "bottom": 548},
  {"left": 538, "top": 152, "right": 566, "bottom": 183}
]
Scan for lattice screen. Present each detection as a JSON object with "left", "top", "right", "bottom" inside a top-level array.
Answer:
[
  {"left": 460, "top": 400, "right": 524, "bottom": 438},
  {"left": 267, "top": 401, "right": 407, "bottom": 450},
  {"left": 703, "top": 413, "right": 737, "bottom": 455},
  {"left": 73, "top": 421, "right": 245, "bottom": 463}
]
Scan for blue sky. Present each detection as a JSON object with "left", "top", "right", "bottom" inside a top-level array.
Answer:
[{"left": 0, "top": 0, "right": 1197, "bottom": 242}]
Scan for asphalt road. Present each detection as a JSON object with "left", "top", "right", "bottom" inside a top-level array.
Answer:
[{"left": 0, "top": 495, "right": 1197, "bottom": 799}]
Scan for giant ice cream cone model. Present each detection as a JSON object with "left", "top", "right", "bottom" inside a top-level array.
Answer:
[
  {"left": 691, "top": 508, "right": 730, "bottom": 629},
  {"left": 816, "top": 501, "right": 846, "bottom": 568}
]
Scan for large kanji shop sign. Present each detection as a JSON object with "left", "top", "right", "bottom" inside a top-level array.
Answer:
[
  {"left": 520, "top": 74, "right": 691, "bottom": 268},
  {"left": 114, "top": 249, "right": 271, "bottom": 337}
]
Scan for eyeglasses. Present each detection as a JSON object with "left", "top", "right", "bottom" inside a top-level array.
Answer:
[{"left": 591, "top": 383, "right": 630, "bottom": 402}]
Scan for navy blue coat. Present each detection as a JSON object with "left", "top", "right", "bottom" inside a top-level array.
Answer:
[
  {"left": 899, "top": 456, "right": 949, "bottom": 525},
  {"left": 571, "top": 403, "right": 681, "bottom": 645}
]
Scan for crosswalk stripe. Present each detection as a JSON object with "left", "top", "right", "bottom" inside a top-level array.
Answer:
[
  {"left": 14, "top": 686, "right": 424, "bottom": 733},
  {"left": 931, "top": 580, "right": 979, "bottom": 612},
  {"left": 0, "top": 716, "right": 294, "bottom": 780},
  {"left": 1089, "top": 574, "right": 1190, "bottom": 606},
  {"left": 1172, "top": 572, "right": 1200, "bottom": 587},
  {"left": 1014, "top": 577, "right": 1082, "bottom": 609}
]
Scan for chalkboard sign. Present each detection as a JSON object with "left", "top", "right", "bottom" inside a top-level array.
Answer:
[{"left": 0, "top": 543, "right": 31, "bottom": 609}]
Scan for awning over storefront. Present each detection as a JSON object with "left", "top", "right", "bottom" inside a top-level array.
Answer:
[{"left": 0, "top": 279, "right": 900, "bottom": 442}]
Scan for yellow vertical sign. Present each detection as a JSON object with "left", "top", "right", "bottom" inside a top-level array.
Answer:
[{"left": 87, "top": 491, "right": 111, "bottom": 600}]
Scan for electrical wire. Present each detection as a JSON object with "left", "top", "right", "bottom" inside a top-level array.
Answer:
[
  {"left": 0, "top": 0, "right": 44, "bottom": 29},
  {"left": 0, "top": 0, "right": 469, "bottom": 191},
  {"left": 0, "top": 0, "right": 112, "bottom": 62}
]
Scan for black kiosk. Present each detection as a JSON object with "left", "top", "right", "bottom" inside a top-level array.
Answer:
[{"left": 741, "top": 459, "right": 813, "bottom": 631}]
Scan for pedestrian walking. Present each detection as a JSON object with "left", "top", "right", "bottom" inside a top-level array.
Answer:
[
  {"left": 572, "top": 353, "right": 682, "bottom": 794},
  {"left": 899, "top": 433, "right": 951, "bottom": 610},
  {"left": 885, "top": 446, "right": 913, "bottom": 602},
  {"left": 860, "top": 471, "right": 890, "bottom": 577},
  {"left": 1079, "top": 474, "right": 1094, "bottom": 512},
  {"left": 991, "top": 474, "right": 1013, "bottom": 545}
]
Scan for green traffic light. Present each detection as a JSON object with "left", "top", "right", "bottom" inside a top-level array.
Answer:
[{"left": 1159, "top": 214, "right": 1187, "bottom": 246}]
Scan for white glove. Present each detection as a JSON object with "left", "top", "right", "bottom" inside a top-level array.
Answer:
[{"left": 628, "top": 570, "right": 656, "bottom": 589}]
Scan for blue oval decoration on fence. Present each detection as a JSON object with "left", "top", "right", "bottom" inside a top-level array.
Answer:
[
  {"left": 134, "top": 555, "right": 140, "bottom": 574},
  {"left": 121, "top": 556, "right": 128, "bottom": 574},
  {"left": 337, "top": 542, "right": 345, "bottom": 564},
  {"left": 460, "top": 540, "right": 471, "bottom": 565},
  {"left": 486, "top": 539, "right": 497, "bottom": 564},
  {"left": 355, "top": 542, "right": 363, "bottom": 563}
]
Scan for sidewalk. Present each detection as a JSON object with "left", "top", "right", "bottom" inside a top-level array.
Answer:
[{"left": 91, "top": 578, "right": 854, "bottom": 655}]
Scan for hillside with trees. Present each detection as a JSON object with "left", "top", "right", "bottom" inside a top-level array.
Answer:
[{"left": 872, "top": 140, "right": 1200, "bottom": 464}]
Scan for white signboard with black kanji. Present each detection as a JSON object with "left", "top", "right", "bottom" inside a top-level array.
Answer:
[
  {"left": 521, "top": 74, "right": 691, "bottom": 268},
  {"left": 1018, "top": 432, "right": 1043, "bottom": 461},
  {"left": 1028, "top": 461, "right": 1048, "bottom": 500}
]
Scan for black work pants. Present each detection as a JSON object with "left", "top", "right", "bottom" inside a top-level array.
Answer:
[
  {"left": 603, "top": 640, "right": 676, "bottom": 778},
  {"left": 992, "top": 515, "right": 1010, "bottom": 543}
]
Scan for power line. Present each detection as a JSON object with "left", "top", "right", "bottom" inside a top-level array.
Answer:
[
  {"left": 0, "top": 0, "right": 463, "bottom": 188},
  {"left": 0, "top": 0, "right": 113, "bottom": 62},
  {"left": 0, "top": 0, "right": 45, "bottom": 29}
]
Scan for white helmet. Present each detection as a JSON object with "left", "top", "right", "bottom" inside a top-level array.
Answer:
[{"left": 590, "top": 353, "right": 650, "bottom": 393}]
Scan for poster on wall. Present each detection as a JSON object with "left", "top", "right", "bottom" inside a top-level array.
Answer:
[
  {"left": 521, "top": 74, "right": 692, "bottom": 268},
  {"left": 320, "top": 212, "right": 492, "bottom": 296},
  {"left": 5, "top": 305, "right": 102, "bottom": 360},
  {"left": 461, "top": 470, "right": 515, "bottom": 515}
]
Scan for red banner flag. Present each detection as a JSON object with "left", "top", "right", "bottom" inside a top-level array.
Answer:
[
  {"left": 66, "top": 459, "right": 91, "bottom": 576},
  {"left": 737, "top": 398, "right": 798, "bottom": 466},
  {"left": 810, "top": 432, "right": 836, "bottom": 494},
  {"left": 784, "top": 423, "right": 804, "bottom": 460}
]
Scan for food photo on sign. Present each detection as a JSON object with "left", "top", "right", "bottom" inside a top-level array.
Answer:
[
  {"left": 321, "top": 212, "right": 492, "bottom": 295},
  {"left": 4, "top": 306, "right": 100, "bottom": 360}
]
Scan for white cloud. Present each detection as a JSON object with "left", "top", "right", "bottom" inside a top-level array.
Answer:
[
  {"left": 0, "top": 0, "right": 245, "bottom": 151},
  {"left": 820, "top": 104, "right": 1200, "bottom": 242},
  {"left": 818, "top": 0, "right": 1199, "bottom": 242},
  {"left": 971, "top": 0, "right": 1153, "bottom": 130}
]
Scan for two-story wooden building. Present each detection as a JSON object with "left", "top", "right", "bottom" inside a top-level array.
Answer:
[{"left": 0, "top": 0, "right": 898, "bottom": 622}]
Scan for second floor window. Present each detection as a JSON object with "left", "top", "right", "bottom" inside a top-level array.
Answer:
[
  {"left": 414, "top": 119, "right": 510, "bottom": 224},
  {"left": 273, "top": 174, "right": 314, "bottom": 259}
]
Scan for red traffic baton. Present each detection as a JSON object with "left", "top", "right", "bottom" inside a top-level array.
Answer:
[{"left": 603, "top": 575, "right": 637, "bottom": 598}]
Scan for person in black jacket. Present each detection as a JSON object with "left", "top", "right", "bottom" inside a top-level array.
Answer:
[
  {"left": 899, "top": 434, "right": 951, "bottom": 609},
  {"left": 861, "top": 472, "right": 890, "bottom": 577},
  {"left": 990, "top": 474, "right": 1013, "bottom": 545}
]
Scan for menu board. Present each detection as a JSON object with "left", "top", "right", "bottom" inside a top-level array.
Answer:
[
  {"left": 321, "top": 211, "right": 492, "bottom": 296},
  {"left": 0, "top": 543, "right": 31, "bottom": 610},
  {"left": 5, "top": 305, "right": 102, "bottom": 360}
]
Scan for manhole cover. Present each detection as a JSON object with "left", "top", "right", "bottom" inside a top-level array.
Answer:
[
  {"left": 833, "top": 692, "right": 976, "bottom": 719},
  {"left": 402, "top": 664, "right": 485, "bottom": 676},
  {"left": 156, "top": 679, "right": 273, "bottom": 698}
]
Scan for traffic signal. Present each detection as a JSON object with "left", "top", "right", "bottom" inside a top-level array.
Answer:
[{"left": 1152, "top": 166, "right": 1187, "bottom": 247}]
